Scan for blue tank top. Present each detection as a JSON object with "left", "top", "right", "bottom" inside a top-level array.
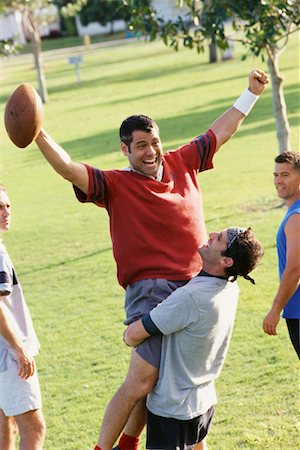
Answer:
[{"left": 276, "top": 199, "right": 300, "bottom": 319}]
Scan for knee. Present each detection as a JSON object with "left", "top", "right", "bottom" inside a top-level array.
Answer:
[
  {"left": 121, "top": 351, "right": 159, "bottom": 400},
  {"left": 19, "top": 411, "right": 46, "bottom": 443},
  {"left": 140, "top": 372, "right": 157, "bottom": 396},
  {"left": 123, "top": 370, "right": 157, "bottom": 399},
  {"left": 32, "top": 413, "right": 46, "bottom": 442}
]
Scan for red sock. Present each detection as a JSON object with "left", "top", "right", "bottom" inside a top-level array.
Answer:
[
  {"left": 118, "top": 432, "right": 140, "bottom": 450},
  {"left": 94, "top": 446, "right": 102, "bottom": 450}
]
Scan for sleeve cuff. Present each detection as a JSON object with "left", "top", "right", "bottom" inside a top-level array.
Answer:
[{"left": 142, "top": 314, "right": 162, "bottom": 335}]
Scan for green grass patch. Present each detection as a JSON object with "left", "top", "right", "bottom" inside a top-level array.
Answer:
[{"left": 1, "top": 33, "right": 299, "bottom": 449}]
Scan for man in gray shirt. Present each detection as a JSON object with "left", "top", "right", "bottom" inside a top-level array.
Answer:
[{"left": 124, "top": 226, "right": 263, "bottom": 450}]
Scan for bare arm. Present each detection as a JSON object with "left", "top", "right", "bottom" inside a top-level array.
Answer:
[
  {"left": 35, "top": 128, "right": 89, "bottom": 194},
  {"left": 123, "top": 319, "right": 150, "bottom": 347},
  {"left": 263, "top": 214, "right": 300, "bottom": 335},
  {"left": 211, "top": 69, "right": 269, "bottom": 151},
  {"left": 0, "top": 299, "right": 35, "bottom": 379}
]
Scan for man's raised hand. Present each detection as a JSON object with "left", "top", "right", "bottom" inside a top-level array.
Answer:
[{"left": 249, "top": 69, "right": 269, "bottom": 95}]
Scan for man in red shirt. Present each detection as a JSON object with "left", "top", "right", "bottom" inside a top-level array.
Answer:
[{"left": 35, "top": 69, "right": 268, "bottom": 450}]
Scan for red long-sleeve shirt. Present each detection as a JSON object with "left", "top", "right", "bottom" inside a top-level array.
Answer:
[{"left": 74, "top": 129, "right": 216, "bottom": 288}]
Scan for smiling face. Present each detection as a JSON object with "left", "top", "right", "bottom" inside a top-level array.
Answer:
[
  {"left": 199, "top": 229, "right": 228, "bottom": 264},
  {"left": 121, "top": 129, "right": 163, "bottom": 178},
  {"left": 0, "top": 190, "right": 11, "bottom": 233},
  {"left": 274, "top": 162, "right": 300, "bottom": 207}
]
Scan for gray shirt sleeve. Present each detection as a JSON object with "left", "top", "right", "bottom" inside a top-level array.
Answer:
[{"left": 149, "top": 287, "right": 198, "bottom": 336}]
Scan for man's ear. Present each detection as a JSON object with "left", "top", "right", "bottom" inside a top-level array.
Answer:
[
  {"left": 121, "top": 142, "right": 129, "bottom": 156},
  {"left": 222, "top": 256, "right": 234, "bottom": 269}
]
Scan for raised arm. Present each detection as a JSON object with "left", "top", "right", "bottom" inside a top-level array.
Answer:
[
  {"left": 263, "top": 215, "right": 300, "bottom": 335},
  {"left": 211, "top": 69, "right": 269, "bottom": 151},
  {"left": 0, "top": 300, "right": 35, "bottom": 379},
  {"left": 35, "top": 128, "right": 89, "bottom": 194}
]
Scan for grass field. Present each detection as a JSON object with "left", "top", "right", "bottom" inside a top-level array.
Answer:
[{"left": 1, "top": 32, "right": 299, "bottom": 450}]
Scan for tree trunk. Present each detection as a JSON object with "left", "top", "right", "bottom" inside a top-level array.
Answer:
[
  {"left": 208, "top": 41, "right": 217, "bottom": 63},
  {"left": 31, "top": 28, "right": 48, "bottom": 104},
  {"left": 267, "top": 47, "right": 290, "bottom": 152},
  {"left": 110, "top": 20, "right": 114, "bottom": 34}
]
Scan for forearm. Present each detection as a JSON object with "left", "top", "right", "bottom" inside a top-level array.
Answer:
[
  {"left": 211, "top": 69, "right": 268, "bottom": 151},
  {"left": 123, "top": 331, "right": 145, "bottom": 348},
  {"left": 271, "top": 269, "right": 300, "bottom": 314},
  {"left": 36, "top": 128, "right": 73, "bottom": 178},
  {"left": 0, "top": 303, "right": 35, "bottom": 378},
  {"left": 263, "top": 216, "right": 300, "bottom": 336},
  {"left": 35, "top": 129, "right": 89, "bottom": 192},
  {"left": 211, "top": 89, "right": 260, "bottom": 150},
  {"left": 210, "top": 107, "right": 245, "bottom": 150},
  {"left": 123, "top": 319, "right": 151, "bottom": 347},
  {"left": 0, "top": 304, "right": 23, "bottom": 352}
]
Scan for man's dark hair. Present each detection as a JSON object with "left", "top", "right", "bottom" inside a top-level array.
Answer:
[
  {"left": 119, "top": 114, "right": 159, "bottom": 149},
  {"left": 274, "top": 151, "right": 300, "bottom": 173},
  {"left": 222, "top": 228, "right": 264, "bottom": 284}
]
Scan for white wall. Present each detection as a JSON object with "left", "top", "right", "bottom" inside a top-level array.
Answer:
[
  {"left": 0, "top": 10, "right": 26, "bottom": 44},
  {"left": 75, "top": 0, "right": 188, "bottom": 37},
  {"left": 75, "top": 17, "right": 126, "bottom": 37},
  {"left": 37, "top": 5, "right": 61, "bottom": 37},
  {"left": 0, "top": 5, "right": 61, "bottom": 43},
  {"left": 152, "top": 0, "right": 189, "bottom": 20}
]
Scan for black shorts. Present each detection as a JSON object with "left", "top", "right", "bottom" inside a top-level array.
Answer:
[
  {"left": 146, "top": 406, "right": 215, "bottom": 450},
  {"left": 286, "top": 318, "right": 300, "bottom": 359}
]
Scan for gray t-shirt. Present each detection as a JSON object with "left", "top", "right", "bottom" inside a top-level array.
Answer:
[{"left": 147, "top": 275, "right": 239, "bottom": 420}]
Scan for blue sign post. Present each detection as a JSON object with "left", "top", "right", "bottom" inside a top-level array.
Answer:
[{"left": 68, "top": 56, "right": 83, "bottom": 83}]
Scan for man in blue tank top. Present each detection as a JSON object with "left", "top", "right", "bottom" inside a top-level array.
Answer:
[{"left": 263, "top": 151, "right": 300, "bottom": 358}]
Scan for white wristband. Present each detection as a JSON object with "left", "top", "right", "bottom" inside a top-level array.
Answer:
[{"left": 233, "top": 88, "right": 259, "bottom": 116}]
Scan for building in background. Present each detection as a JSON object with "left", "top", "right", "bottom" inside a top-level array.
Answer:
[
  {"left": 0, "top": 10, "right": 26, "bottom": 45},
  {"left": 0, "top": 5, "right": 61, "bottom": 44},
  {"left": 75, "top": 0, "right": 187, "bottom": 37},
  {"left": 0, "top": 1, "right": 187, "bottom": 42}
]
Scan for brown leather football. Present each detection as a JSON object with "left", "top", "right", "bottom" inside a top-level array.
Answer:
[{"left": 4, "top": 83, "right": 44, "bottom": 148}]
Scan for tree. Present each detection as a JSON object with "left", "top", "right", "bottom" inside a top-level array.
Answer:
[
  {"left": 53, "top": 0, "right": 78, "bottom": 37},
  {"left": 79, "top": 0, "right": 130, "bottom": 34},
  {"left": 123, "top": 0, "right": 300, "bottom": 152},
  {"left": 0, "top": 0, "right": 57, "bottom": 102}
]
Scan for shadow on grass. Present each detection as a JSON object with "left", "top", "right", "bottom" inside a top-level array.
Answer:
[
  {"left": 43, "top": 60, "right": 226, "bottom": 97},
  {"left": 42, "top": 59, "right": 300, "bottom": 102},
  {"left": 44, "top": 45, "right": 181, "bottom": 76},
  {"left": 0, "top": 56, "right": 213, "bottom": 104},
  {"left": 18, "top": 247, "right": 111, "bottom": 277},
  {"left": 67, "top": 73, "right": 248, "bottom": 111}
]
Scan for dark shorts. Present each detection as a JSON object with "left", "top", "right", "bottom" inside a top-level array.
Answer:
[
  {"left": 286, "top": 318, "right": 300, "bottom": 359},
  {"left": 124, "top": 278, "right": 188, "bottom": 368},
  {"left": 146, "top": 406, "right": 215, "bottom": 450}
]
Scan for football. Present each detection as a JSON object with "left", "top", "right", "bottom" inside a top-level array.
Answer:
[{"left": 4, "top": 83, "right": 44, "bottom": 148}]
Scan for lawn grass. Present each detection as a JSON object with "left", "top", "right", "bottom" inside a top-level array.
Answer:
[{"left": 1, "top": 33, "right": 299, "bottom": 450}]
